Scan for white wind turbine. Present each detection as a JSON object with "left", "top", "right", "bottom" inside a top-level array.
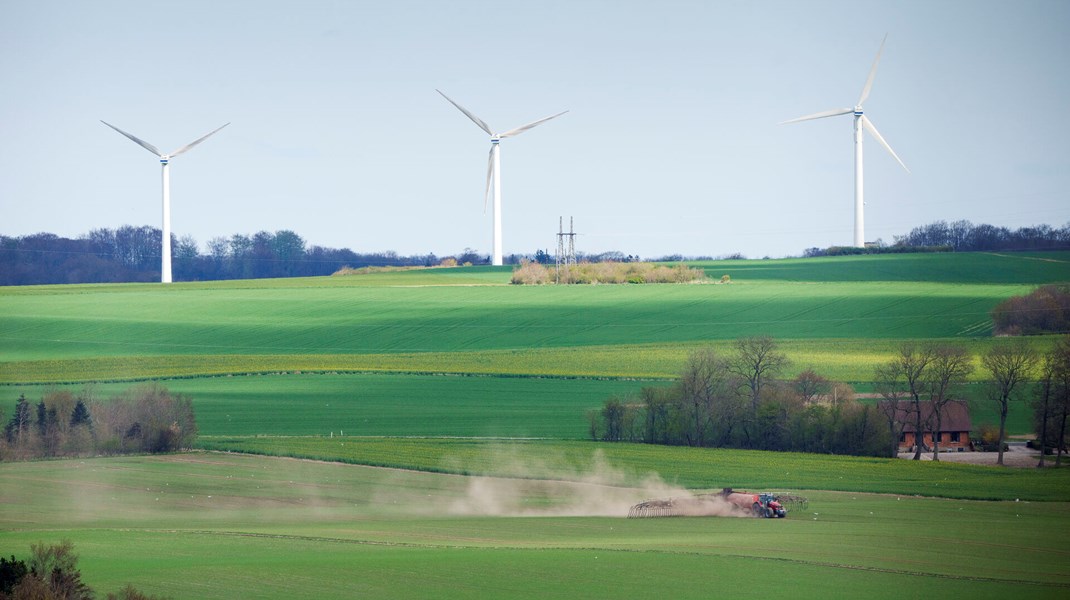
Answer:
[
  {"left": 437, "top": 90, "right": 567, "bottom": 266},
  {"left": 101, "top": 120, "right": 229, "bottom": 283},
  {"left": 781, "top": 35, "right": 909, "bottom": 248}
]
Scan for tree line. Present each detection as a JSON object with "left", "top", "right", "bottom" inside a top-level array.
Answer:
[
  {"left": 1, "top": 384, "right": 196, "bottom": 461},
  {"left": 0, "top": 227, "right": 443, "bottom": 285},
  {"left": 589, "top": 337, "right": 893, "bottom": 456},
  {"left": 892, "top": 220, "right": 1070, "bottom": 252},
  {"left": 592, "top": 336, "right": 1070, "bottom": 464},
  {"left": 803, "top": 220, "right": 1070, "bottom": 257}
]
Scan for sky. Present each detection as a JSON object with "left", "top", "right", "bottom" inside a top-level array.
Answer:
[{"left": 1, "top": 0, "right": 1068, "bottom": 259}]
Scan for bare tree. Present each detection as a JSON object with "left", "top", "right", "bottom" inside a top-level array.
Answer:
[
  {"left": 677, "top": 348, "right": 736, "bottom": 447},
  {"left": 875, "top": 364, "right": 909, "bottom": 457},
  {"left": 1038, "top": 336, "right": 1070, "bottom": 466},
  {"left": 981, "top": 340, "right": 1039, "bottom": 466},
  {"left": 792, "top": 368, "right": 831, "bottom": 405},
  {"left": 889, "top": 343, "right": 937, "bottom": 460},
  {"left": 1035, "top": 350, "right": 1057, "bottom": 468},
  {"left": 731, "top": 337, "right": 790, "bottom": 411},
  {"left": 925, "top": 345, "right": 974, "bottom": 461}
]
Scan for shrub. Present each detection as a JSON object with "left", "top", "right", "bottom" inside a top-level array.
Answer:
[
  {"left": 512, "top": 261, "right": 707, "bottom": 285},
  {"left": 991, "top": 284, "right": 1070, "bottom": 335},
  {"left": 510, "top": 260, "right": 551, "bottom": 285}
]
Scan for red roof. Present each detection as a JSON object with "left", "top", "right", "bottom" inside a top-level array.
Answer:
[{"left": 893, "top": 400, "right": 971, "bottom": 433}]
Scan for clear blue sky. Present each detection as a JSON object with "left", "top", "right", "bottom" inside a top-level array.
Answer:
[{"left": 2, "top": 0, "right": 1067, "bottom": 259}]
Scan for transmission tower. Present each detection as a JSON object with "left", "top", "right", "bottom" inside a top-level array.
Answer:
[{"left": 555, "top": 216, "right": 577, "bottom": 284}]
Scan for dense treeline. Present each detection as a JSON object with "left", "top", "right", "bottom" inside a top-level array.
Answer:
[
  {"left": 0, "top": 227, "right": 443, "bottom": 285},
  {"left": 599, "top": 337, "right": 1070, "bottom": 464},
  {"left": 1, "top": 384, "right": 196, "bottom": 461},
  {"left": 991, "top": 284, "right": 1070, "bottom": 335},
  {"left": 892, "top": 220, "right": 1070, "bottom": 252},
  {"left": 590, "top": 338, "right": 893, "bottom": 457},
  {"left": 803, "top": 220, "right": 1070, "bottom": 257},
  {"left": 0, "top": 541, "right": 167, "bottom": 600}
]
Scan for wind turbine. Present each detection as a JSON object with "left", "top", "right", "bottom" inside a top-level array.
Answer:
[
  {"left": 437, "top": 89, "right": 567, "bottom": 266},
  {"left": 781, "top": 35, "right": 908, "bottom": 248},
  {"left": 101, "top": 120, "right": 229, "bottom": 283}
]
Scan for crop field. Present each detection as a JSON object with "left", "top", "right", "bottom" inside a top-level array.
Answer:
[
  {"left": 1, "top": 452, "right": 1068, "bottom": 599},
  {"left": 2, "top": 252, "right": 1069, "bottom": 598},
  {"left": 194, "top": 437, "right": 1070, "bottom": 501},
  {"left": 0, "top": 371, "right": 1041, "bottom": 440},
  {"left": 3, "top": 374, "right": 652, "bottom": 438},
  {"left": 2, "top": 252, "right": 1067, "bottom": 389}
]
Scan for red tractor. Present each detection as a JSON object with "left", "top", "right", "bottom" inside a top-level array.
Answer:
[{"left": 721, "top": 489, "right": 787, "bottom": 518}]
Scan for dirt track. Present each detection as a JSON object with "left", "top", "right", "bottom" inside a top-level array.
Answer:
[{"left": 898, "top": 443, "right": 1056, "bottom": 468}]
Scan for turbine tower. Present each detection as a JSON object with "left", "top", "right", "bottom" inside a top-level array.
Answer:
[
  {"left": 781, "top": 35, "right": 908, "bottom": 248},
  {"left": 437, "top": 90, "right": 567, "bottom": 266},
  {"left": 102, "top": 120, "right": 229, "bottom": 283}
]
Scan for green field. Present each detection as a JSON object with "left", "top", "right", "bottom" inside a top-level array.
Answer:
[
  {"left": 3, "top": 252, "right": 1070, "bottom": 598},
  {"left": 0, "top": 371, "right": 1043, "bottom": 439},
  {"left": 2, "top": 452, "right": 1068, "bottom": 598}
]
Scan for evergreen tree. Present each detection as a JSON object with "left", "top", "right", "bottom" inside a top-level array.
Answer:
[{"left": 70, "top": 399, "right": 92, "bottom": 429}]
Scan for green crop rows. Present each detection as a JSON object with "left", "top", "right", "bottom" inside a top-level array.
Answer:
[
  {"left": 2, "top": 453, "right": 1067, "bottom": 598},
  {"left": 3, "top": 252, "right": 1070, "bottom": 598}
]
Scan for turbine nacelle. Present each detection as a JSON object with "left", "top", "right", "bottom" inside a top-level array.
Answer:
[
  {"left": 102, "top": 120, "right": 229, "bottom": 283},
  {"left": 781, "top": 35, "right": 907, "bottom": 249}
]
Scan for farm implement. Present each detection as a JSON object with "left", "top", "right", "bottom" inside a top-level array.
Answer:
[{"left": 628, "top": 488, "right": 808, "bottom": 518}]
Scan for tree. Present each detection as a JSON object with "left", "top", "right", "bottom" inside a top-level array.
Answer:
[
  {"left": 1035, "top": 336, "right": 1070, "bottom": 466},
  {"left": 728, "top": 336, "right": 789, "bottom": 447},
  {"left": 925, "top": 345, "right": 974, "bottom": 460},
  {"left": 0, "top": 555, "right": 28, "bottom": 596},
  {"left": 70, "top": 400, "right": 92, "bottom": 429},
  {"left": 792, "top": 368, "right": 831, "bottom": 405},
  {"left": 67, "top": 399, "right": 94, "bottom": 455},
  {"left": 874, "top": 364, "right": 909, "bottom": 457},
  {"left": 677, "top": 348, "right": 736, "bottom": 447},
  {"left": 1035, "top": 349, "right": 1057, "bottom": 467},
  {"left": 3, "top": 395, "right": 33, "bottom": 447},
  {"left": 981, "top": 341, "right": 1039, "bottom": 466},
  {"left": 878, "top": 343, "right": 936, "bottom": 460},
  {"left": 23, "top": 540, "right": 93, "bottom": 600},
  {"left": 731, "top": 336, "right": 790, "bottom": 412}
]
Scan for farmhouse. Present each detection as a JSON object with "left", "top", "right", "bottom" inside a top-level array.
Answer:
[{"left": 895, "top": 400, "right": 973, "bottom": 452}]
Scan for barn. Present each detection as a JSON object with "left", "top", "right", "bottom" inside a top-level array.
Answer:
[{"left": 895, "top": 400, "right": 973, "bottom": 452}]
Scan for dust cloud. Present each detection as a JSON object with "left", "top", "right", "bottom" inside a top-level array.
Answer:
[{"left": 373, "top": 447, "right": 746, "bottom": 518}]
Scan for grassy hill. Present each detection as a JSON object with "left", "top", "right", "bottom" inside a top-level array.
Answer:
[
  {"left": 2, "top": 251, "right": 1067, "bottom": 438},
  {"left": 3, "top": 252, "right": 1070, "bottom": 599}
]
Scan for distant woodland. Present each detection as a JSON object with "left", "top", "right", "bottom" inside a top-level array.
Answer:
[{"left": 1, "top": 220, "right": 1068, "bottom": 285}]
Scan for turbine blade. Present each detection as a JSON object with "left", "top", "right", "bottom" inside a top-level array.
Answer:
[
  {"left": 861, "top": 115, "right": 909, "bottom": 173},
  {"left": 169, "top": 122, "right": 230, "bottom": 158},
  {"left": 779, "top": 108, "right": 853, "bottom": 125},
  {"left": 100, "top": 120, "right": 162, "bottom": 156},
  {"left": 437, "top": 89, "right": 494, "bottom": 136},
  {"left": 484, "top": 145, "right": 495, "bottom": 214},
  {"left": 858, "top": 34, "right": 888, "bottom": 106},
  {"left": 499, "top": 110, "right": 568, "bottom": 138}
]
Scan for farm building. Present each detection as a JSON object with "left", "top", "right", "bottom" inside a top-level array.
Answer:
[{"left": 895, "top": 400, "right": 973, "bottom": 452}]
